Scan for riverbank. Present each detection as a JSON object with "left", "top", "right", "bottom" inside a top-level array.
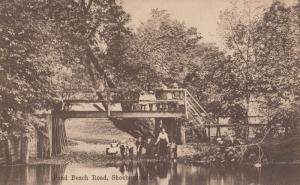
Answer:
[
  {"left": 17, "top": 118, "right": 300, "bottom": 167},
  {"left": 26, "top": 146, "right": 300, "bottom": 168},
  {"left": 27, "top": 140, "right": 196, "bottom": 166}
]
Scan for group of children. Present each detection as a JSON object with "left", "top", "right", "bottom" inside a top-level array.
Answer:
[{"left": 107, "top": 130, "right": 177, "bottom": 160}]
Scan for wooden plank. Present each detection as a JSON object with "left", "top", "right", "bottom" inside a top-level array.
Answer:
[
  {"left": 205, "top": 123, "right": 267, "bottom": 127},
  {"left": 54, "top": 111, "right": 185, "bottom": 119},
  {"left": 64, "top": 99, "right": 185, "bottom": 103}
]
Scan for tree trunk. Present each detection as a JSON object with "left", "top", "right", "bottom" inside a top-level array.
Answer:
[
  {"left": 21, "top": 137, "right": 29, "bottom": 164},
  {"left": 244, "top": 94, "right": 250, "bottom": 138}
]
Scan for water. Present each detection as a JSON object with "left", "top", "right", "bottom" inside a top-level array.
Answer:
[{"left": 0, "top": 162, "right": 299, "bottom": 185}]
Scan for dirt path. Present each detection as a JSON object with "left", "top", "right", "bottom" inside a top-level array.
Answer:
[
  {"left": 54, "top": 118, "right": 132, "bottom": 164},
  {"left": 29, "top": 118, "right": 133, "bottom": 165},
  {"left": 30, "top": 118, "right": 196, "bottom": 165},
  {"left": 65, "top": 118, "right": 133, "bottom": 144}
]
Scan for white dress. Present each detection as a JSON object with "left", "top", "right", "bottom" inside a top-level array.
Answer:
[{"left": 108, "top": 142, "right": 119, "bottom": 154}]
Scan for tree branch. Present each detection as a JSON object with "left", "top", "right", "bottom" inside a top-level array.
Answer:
[
  {"left": 86, "top": 0, "right": 93, "bottom": 12},
  {"left": 80, "top": 0, "right": 86, "bottom": 14}
]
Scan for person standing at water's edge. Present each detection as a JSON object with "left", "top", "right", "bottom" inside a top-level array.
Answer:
[
  {"left": 107, "top": 140, "right": 119, "bottom": 159},
  {"left": 155, "top": 128, "right": 169, "bottom": 158},
  {"left": 136, "top": 137, "right": 143, "bottom": 159}
]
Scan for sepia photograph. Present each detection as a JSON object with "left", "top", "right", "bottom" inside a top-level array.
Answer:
[{"left": 0, "top": 0, "right": 300, "bottom": 184}]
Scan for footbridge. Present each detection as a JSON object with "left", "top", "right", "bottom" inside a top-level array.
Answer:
[{"left": 36, "top": 88, "right": 265, "bottom": 158}]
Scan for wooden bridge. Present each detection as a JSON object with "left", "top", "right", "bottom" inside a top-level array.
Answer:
[
  {"left": 30, "top": 88, "right": 267, "bottom": 161},
  {"left": 54, "top": 88, "right": 219, "bottom": 124},
  {"left": 2, "top": 88, "right": 269, "bottom": 164},
  {"left": 56, "top": 89, "right": 189, "bottom": 119},
  {"left": 41, "top": 89, "right": 213, "bottom": 156}
]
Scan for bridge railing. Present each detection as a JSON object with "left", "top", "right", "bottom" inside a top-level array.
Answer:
[{"left": 62, "top": 89, "right": 188, "bottom": 117}]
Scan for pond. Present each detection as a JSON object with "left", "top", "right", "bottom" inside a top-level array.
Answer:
[{"left": 0, "top": 162, "right": 299, "bottom": 185}]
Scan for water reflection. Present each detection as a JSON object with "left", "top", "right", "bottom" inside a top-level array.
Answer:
[
  {"left": 0, "top": 164, "right": 66, "bottom": 185},
  {"left": 0, "top": 162, "right": 300, "bottom": 185}
]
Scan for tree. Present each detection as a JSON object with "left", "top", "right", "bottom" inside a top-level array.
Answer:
[
  {"left": 46, "top": 0, "right": 131, "bottom": 92},
  {"left": 120, "top": 9, "right": 202, "bottom": 90},
  {"left": 0, "top": 0, "right": 135, "bottom": 140},
  {"left": 0, "top": 0, "right": 65, "bottom": 138},
  {"left": 218, "top": 1, "right": 300, "bottom": 131}
]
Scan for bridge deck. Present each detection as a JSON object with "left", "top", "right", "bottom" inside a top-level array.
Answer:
[{"left": 55, "top": 111, "right": 185, "bottom": 119}]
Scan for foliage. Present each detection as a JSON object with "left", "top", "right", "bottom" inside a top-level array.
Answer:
[
  {"left": 218, "top": 1, "right": 300, "bottom": 132},
  {"left": 119, "top": 9, "right": 202, "bottom": 90},
  {"left": 1, "top": 0, "right": 300, "bottom": 144},
  {"left": 47, "top": 0, "right": 131, "bottom": 90},
  {"left": 0, "top": 0, "right": 59, "bottom": 138}
]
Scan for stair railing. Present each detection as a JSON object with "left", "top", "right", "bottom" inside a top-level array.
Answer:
[{"left": 185, "top": 90, "right": 218, "bottom": 125}]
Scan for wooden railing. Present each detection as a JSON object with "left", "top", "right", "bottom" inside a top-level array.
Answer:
[
  {"left": 184, "top": 90, "right": 218, "bottom": 128},
  {"left": 57, "top": 89, "right": 188, "bottom": 118},
  {"left": 60, "top": 88, "right": 267, "bottom": 129}
]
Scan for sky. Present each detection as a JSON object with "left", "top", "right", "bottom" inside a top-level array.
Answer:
[{"left": 121, "top": 0, "right": 298, "bottom": 47}]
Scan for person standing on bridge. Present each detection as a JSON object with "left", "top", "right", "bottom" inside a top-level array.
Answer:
[{"left": 155, "top": 128, "right": 169, "bottom": 159}]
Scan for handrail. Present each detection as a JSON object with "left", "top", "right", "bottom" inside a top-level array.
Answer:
[
  {"left": 185, "top": 90, "right": 218, "bottom": 124},
  {"left": 190, "top": 107, "right": 201, "bottom": 122},
  {"left": 64, "top": 99, "right": 185, "bottom": 103},
  {"left": 186, "top": 101, "right": 203, "bottom": 117},
  {"left": 186, "top": 99, "right": 203, "bottom": 113},
  {"left": 185, "top": 90, "right": 208, "bottom": 115},
  {"left": 62, "top": 88, "right": 219, "bottom": 125},
  {"left": 188, "top": 111, "right": 204, "bottom": 126},
  {"left": 63, "top": 88, "right": 187, "bottom": 94}
]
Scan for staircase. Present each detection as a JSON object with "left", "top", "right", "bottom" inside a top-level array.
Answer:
[{"left": 185, "top": 90, "right": 217, "bottom": 127}]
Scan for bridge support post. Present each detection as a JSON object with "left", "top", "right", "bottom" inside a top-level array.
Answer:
[{"left": 179, "top": 124, "right": 186, "bottom": 145}]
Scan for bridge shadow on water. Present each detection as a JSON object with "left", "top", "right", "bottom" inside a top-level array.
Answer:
[{"left": 0, "top": 162, "right": 300, "bottom": 185}]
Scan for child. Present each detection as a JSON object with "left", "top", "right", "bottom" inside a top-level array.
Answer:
[
  {"left": 144, "top": 137, "right": 154, "bottom": 158},
  {"left": 120, "top": 142, "right": 128, "bottom": 159},
  {"left": 107, "top": 140, "right": 119, "bottom": 159},
  {"left": 127, "top": 138, "right": 135, "bottom": 159},
  {"left": 169, "top": 140, "right": 177, "bottom": 159}
]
